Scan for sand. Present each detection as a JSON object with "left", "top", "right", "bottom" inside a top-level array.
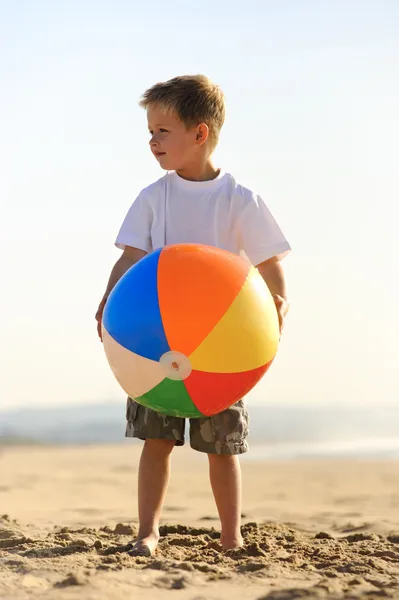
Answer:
[{"left": 0, "top": 443, "right": 399, "bottom": 600}]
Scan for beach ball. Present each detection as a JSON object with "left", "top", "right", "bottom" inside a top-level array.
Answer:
[{"left": 102, "top": 244, "right": 279, "bottom": 418}]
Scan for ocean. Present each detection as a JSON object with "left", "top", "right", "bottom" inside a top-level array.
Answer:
[{"left": 1, "top": 402, "right": 398, "bottom": 460}]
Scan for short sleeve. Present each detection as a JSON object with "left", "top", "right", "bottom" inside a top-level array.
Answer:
[
  {"left": 238, "top": 194, "right": 291, "bottom": 265},
  {"left": 115, "top": 191, "right": 152, "bottom": 253}
]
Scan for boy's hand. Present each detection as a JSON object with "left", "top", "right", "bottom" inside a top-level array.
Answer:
[
  {"left": 256, "top": 258, "right": 289, "bottom": 337},
  {"left": 95, "top": 297, "right": 108, "bottom": 342},
  {"left": 95, "top": 246, "right": 147, "bottom": 343},
  {"left": 272, "top": 294, "right": 289, "bottom": 335}
]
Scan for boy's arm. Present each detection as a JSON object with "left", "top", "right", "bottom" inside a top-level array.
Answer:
[
  {"left": 236, "top": 192, "right": 290, "bottom": 334},
  {"left": 95, "top": 246, "right": 147, "bottom": 341},
  {"left": 256, "top": 256, "right": 289, "bottom": 334}
]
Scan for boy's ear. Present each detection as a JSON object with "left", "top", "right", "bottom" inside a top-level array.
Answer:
[{"left": 195, "top": 123, "right": 209, "bottom": 145}]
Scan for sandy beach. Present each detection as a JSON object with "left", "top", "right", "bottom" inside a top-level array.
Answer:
[{"left": 1, "top": 443, "right": 399, "bottom": 599}]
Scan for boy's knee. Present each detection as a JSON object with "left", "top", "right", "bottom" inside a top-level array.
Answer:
[
  {"left": 144, "top": 438, "right": 176, "bottom": 454},
  {"left": 207, "top": 452, "right": 238, "bottom": 462}
]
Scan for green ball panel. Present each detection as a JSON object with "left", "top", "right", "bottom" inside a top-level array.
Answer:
[{"left": 135, "top": 378, "right": 203, "bottom": 418}]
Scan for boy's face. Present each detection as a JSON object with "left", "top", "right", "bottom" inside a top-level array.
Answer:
[{"left": 147, "top": 104, "right": 200, "bottom": 171}]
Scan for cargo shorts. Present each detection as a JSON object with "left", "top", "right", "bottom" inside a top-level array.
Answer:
[{"left": 125, "top": 397, "right": 249, "bottom": 455}]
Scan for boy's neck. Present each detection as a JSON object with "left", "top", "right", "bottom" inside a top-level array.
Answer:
[{"left": 175, "top": 158, "right": 220, "bottom": 182}]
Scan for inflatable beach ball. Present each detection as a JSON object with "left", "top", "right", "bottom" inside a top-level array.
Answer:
[{"left": 102, "top": 244, "right": 279, "bottom": 418}]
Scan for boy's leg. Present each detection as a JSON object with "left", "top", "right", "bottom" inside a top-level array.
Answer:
[
  {"left": 208, "top": 454, "right": 243, "bottom": 549},
  {"left": 125, "top": 398, "right": 186, "bottom": 556},
  {"left": 133, "top": 438, "right": 175, "bottom": 555},
  {"left": 189, "top": 399, "right": 248, "bottom": 550}
]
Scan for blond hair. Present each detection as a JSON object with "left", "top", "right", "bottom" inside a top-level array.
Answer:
[{"left": 139, "top": 75, "right": 226, "bottom": 150}]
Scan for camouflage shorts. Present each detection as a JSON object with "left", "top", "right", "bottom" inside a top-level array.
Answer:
[{"left": 125, "top": 398, "right": 249, "bottom": 455}]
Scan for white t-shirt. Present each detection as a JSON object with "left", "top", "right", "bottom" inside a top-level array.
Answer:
[{"left": 115, "top": 170, "right": 291, "bottom": 266}]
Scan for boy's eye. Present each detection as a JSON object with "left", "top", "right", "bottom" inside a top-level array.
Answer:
[{"left": 148, "top": 129, "right": 168, "bottom": 135}]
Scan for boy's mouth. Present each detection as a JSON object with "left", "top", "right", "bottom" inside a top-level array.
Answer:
[{"left": 154, "top": 151, "right": 166, "bottom": 158}]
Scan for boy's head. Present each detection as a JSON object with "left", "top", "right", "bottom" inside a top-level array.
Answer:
[{"left": 139, "top": 75, "right": 225, "bottom": 172}]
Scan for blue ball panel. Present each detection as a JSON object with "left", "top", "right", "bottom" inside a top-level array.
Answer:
[{"left": 103, "top": 248, "right": 170, "bottom": 361}]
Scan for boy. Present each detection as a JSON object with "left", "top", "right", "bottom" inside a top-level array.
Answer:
[{"left": 95, "top": 75, "right": 290, "bottom": 556}]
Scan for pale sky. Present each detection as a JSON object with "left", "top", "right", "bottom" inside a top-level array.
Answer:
[{"left": 1, "top": 1, "right": 398, "bottom": 411}]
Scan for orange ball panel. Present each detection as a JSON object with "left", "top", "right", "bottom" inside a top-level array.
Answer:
[{"left": 157, "top": 244, "right": 250, "bottom": 357}]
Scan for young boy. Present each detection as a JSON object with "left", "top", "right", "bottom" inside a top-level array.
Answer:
[{"left": 95, "top": 75, "right": 291, "bottom": 556}]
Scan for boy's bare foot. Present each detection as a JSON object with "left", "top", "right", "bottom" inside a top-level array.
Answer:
[
  {"left": 128, "top": 532, "right": 159, "bottom": 557},
  {"left": 221, "top": 534, "right": 244, "bottom": 551}
]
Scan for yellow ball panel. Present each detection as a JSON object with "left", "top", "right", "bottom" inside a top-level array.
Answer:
[{"left": 189, "top": 267, "right": 279, "bottom": 373}]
